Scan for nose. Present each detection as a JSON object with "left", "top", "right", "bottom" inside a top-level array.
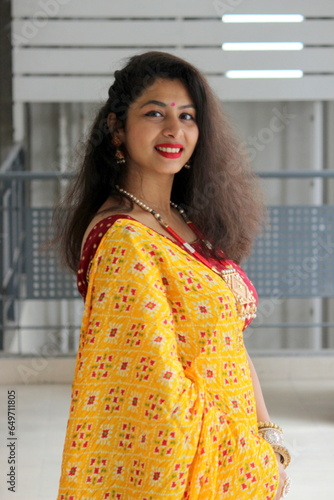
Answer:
[{"left": 162, "top": 115, "right": 182, "bottom": 138}]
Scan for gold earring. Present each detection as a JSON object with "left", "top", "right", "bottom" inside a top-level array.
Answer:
[
  {"left": 112, "top": 137, "right": 126, "bottom": 165},
  {"left": 183, "top": 161, "right": 191, "bottom": 169}
]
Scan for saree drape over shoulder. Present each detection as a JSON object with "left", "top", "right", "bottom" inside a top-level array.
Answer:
[{"left": 57, "top": 217, "right": 279, "bottom": 500}]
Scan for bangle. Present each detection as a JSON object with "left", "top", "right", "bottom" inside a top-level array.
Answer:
[
  {"left": 257, "top": 421, "right": 291, "bottom": 469},
  {"left": 271, "top": 444, "right": 291, "bottom": 469},
  {"left": 258, "top": 421, "right": 283, "bottom": 433},
  {"left": 258, "top": 427, "right": 284, "bottom": 446}
]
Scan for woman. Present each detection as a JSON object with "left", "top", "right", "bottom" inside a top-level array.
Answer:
[{"left": 56, "top": 51, "right": 291, "bottom": 499}]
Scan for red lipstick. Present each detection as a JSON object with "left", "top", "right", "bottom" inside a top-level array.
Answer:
[{"left": 155, "top": 143, "right": 184, "bottom": 159}]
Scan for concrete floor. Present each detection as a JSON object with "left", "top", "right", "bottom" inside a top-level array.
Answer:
[{"left": 0, "top": 379, "right": 333, "bottom": 500}]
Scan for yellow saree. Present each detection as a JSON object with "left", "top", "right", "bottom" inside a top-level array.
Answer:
[{"left": 57, "top": 218, "right": 279, "bottom": 499}]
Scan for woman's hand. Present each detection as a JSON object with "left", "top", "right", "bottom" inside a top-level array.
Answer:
[{"left": 273, "top": 453, "right": 289, "bottom": 499}]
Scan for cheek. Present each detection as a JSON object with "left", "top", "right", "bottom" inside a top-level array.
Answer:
[
  {"left": 122, "top": 128, "right": 140, "bottom": 152},
  {"left": 191, "top": 128, "right": 199, "bottom": 149}
]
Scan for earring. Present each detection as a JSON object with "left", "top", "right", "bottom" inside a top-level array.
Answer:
[
  {"left": 183, "top": 161, "right": 191, "bottom": 169},
  {"left": 112, "top": 137, "right": 126, "bottom": 165}
]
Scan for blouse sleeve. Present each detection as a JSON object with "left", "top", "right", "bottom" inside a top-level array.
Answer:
[{"left": 57, "top": 222, "right": 205, "bottom": 499}]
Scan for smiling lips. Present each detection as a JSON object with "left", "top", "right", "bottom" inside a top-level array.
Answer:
[{"left": 155, "top": 143, "right": 184, "bottom": 159}]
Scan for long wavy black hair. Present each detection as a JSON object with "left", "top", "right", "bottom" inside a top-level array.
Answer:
[{"left": 55, "top": 51, "right": 264, "bottom": 272}]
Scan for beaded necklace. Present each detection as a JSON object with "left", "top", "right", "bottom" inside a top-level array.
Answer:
[{"left": 116, "top": 185, "right": 257, "bottom": 320}]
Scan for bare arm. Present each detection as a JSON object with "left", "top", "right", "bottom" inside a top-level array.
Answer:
[
  {"left": 246, "top": 351, "right": 288, "bottom": 500},
  {"left": 246, "top": 351, "right": 271, "bottom": 421}
]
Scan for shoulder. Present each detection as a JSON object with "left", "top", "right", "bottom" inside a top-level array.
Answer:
[
  {"left": 85, "top": 215, "right": 166, "bottom": 265},
  {"left": 81, "top": 195, "right": 133, "bottom": 254},
  {"left": 78, "top": 215, "right": 147, "bottom": 299},
  {"left": 87, "top": 218, "right": 171, "bottom": 291},
  {"left": 97, "top": 217, "right": 158, "bottom": 256},
  {"left": 81, "top": 196, "right": 155, "bottom": 254},
  {"left": 81, "top": 213, "right": 132, "bottom": 254}
]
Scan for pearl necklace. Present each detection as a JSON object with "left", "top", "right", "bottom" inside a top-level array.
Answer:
[{"left": 116, "top": 185, "right": 212, "bottom": 255}]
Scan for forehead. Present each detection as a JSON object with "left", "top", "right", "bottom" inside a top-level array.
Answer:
[{"left": 133, "top": 78, "right": 194, "bottom": 105}]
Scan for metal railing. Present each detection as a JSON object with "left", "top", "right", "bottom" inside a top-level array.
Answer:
[
  {"left": 0, "top": 144, "right": 26, "bottom": 350},
  {"left": 1, "top": 144, "right": 334, "bottom": 353}
]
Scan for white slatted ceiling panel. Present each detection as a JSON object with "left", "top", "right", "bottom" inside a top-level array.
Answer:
[
  {"left": 12, "top": 0, "right": 334, "bottom": 102},
  {"left": 11, "top": 20, "right": 334, "bottom": 45},
  {"left": 11, "top": 0, "right": 334, "bottom": 17}
]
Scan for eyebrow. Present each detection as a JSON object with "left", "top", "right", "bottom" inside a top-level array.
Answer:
[{"left": 140, "top": 100, "right": 196, "bottom": 110}]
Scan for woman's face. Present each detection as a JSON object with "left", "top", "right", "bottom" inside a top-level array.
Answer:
[{"left": 116, "top": 78, "right": 199, "bottom": 178}]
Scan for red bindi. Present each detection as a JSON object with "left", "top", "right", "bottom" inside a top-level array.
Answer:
[{"left": 171, "top": 102, "right": 176, "bottom": 106}]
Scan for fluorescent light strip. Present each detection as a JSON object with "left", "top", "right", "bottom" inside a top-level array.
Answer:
[
  {"left": 222, "top": 14, "right": 304, "bottom": 23},
  {"left": 225, "top": 70, "right": 303, "bottom": 79},
  {"left": 222, "top": 42, "right": 304, "bottom": 51}
]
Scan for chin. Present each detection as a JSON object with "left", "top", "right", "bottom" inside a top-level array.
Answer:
[{"left": 158, "top": 166, "right": 184, "bottom": 176}]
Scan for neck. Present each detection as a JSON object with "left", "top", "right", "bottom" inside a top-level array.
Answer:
[{"left": 121, "top": 172, "right": 174, "bottom": 216}]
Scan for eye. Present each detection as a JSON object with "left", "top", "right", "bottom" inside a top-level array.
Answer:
[
  {"left": 145, "top": 110, "right": 163, "bottom": 117},
  {"left": 180, "top": 112, "right": 196, "bottom": 121}
]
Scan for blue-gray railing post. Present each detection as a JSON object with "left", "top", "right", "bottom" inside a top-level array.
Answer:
[{"left": 0, "top": 144, "right": 25, "bottom": 348}]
